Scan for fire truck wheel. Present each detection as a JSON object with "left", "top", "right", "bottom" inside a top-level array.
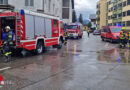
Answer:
[
  {"left": 76, "top": 36, "right": 79, "bottom": 39},
  {"left": 21, "top": 49, "right": 27, "bottom": 57},
  {"left": 110, "top": 39, "right": 114, "bottom": 43},
  {"left": 36, "top": 42, "right": 43, "bottom": 54},
  {"left": 80, "top": 36, "right": 82, "bottom": 38}
]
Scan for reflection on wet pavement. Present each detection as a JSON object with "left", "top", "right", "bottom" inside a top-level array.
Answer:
[
  {"left": 98, "top": 48, "right": 130, "bottom": 63},
  {"left": 0, "top": 32, "right": 130, "bottom": 90}
]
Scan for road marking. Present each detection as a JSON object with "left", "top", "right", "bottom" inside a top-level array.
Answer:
[{"left": 0, "top": 67, "right": 11, "bottom": 71}]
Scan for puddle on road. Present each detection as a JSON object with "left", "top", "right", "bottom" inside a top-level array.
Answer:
[
  {"left": 98, "top": 48, "right": 130, "bottom": 63},
  {"left": 67, "top": 49, "right": 82, "bottom": 53}
]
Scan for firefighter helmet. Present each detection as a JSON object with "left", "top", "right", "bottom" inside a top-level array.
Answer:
[
  {"left": 122, "top": 27, "right": 126, "bottom": 30},
  {"left": 120, "top": 31, "right": 123, "bottom": 34},
  {"left": 5, "top": 26, "right": 11, "bottom": 30}
]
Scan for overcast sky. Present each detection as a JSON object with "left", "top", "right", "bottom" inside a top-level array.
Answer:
[{"left": 75, "top": 0, "right": 99, "bottom": 20}]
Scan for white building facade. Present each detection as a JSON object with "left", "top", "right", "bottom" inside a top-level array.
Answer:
[{"left": 0, "top": 0, "right": 73, "bottom": 23}]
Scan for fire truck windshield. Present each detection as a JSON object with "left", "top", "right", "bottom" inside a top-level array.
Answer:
[{"left": 67, "top": 25, "right": 78, "bottom": 29}]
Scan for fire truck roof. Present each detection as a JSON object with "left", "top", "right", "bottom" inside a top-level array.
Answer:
[{"left": 21, "top": 9, "right": 60, "bottom": 20}]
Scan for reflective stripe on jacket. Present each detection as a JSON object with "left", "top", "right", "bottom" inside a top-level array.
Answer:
[
  {"left": 4, "top": 30, "right": 13, "bottom": 45},
  {"left": 64, "top": 32, "right": 69, "bottom": 37},
  {"left": 120, "top": 33, "right": 126, "bottom": 39},
  {"left": 128, "top": 33, "right": 130, "bottom": 40}
]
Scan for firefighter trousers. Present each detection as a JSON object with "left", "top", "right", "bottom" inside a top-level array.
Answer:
[
  {"left": 128, "top": 40, "right": 130, "bottom": 48},
  {"left": 64, "top": 37, "right": 68, "bottom": 45},
  {"left": 3, "top": 45, "right": 12, "bottom": 62},
  {"left": 120, "top": 39, "right": 125, "bottom": 48}
]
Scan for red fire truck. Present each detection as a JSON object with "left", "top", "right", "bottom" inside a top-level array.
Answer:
[
  {"left": 66, "top": 23, "right": 83, "bottom": 39},
  {"left": 0, "top": 9, "right": 64, "bottom": 55}
]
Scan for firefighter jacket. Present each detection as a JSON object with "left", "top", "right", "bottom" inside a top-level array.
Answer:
[
  {"left": 4, "top": 30, "right": 13, "bottom": 45},
  {"left": 64, "top": 31, "right": 69, "bottom": 38},
  {"left": 120, "top": 32, "right": 126, "bottom": 39},
  {"left": 87, "top": 29, "right": 90, "bottom": 33},
  {"left": 128, "top": 32, "right": 130, "bottom": 40}
]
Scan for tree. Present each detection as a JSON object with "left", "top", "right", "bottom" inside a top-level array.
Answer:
[
  {"left": 79, "top": 14, "right": 83, "bottom": 24},
  {"left": 72, "top": 10, "right": 77, "bottom": 23},
  {"left": 87, "top": 22, "right": 92, "bottom": 28}
]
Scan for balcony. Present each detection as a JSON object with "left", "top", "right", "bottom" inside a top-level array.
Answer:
[
  {"left": 113, "top": 8, "right": 122, "bottom": 14},
  {"left": 113, "top": 18, "right": 122, "bottom": 23}
]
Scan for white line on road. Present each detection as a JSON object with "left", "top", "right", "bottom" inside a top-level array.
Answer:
[{"left": 0, "top": 67, "right": 11, "bottom": 71}]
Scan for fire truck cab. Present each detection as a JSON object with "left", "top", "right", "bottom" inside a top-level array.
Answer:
[
  {"left": 0, "top": 9, "right": 64, "bottom": 55},
  {"left": 66, "top": 23, "right": 83, "bottom": 39}
]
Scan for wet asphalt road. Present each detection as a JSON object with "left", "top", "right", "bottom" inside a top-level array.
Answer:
[{"left": 0, "top": 32, "right": 130, "bottom": 90}]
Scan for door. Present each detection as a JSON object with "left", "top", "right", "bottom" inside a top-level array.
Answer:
[
  {"left": 52, "top": 19, "right": 59, "bottom": 37},
  {"left": 45, "top": 18, "right": 52, "bottom": 38},
  {"left": 25, "top": 14, "right": 35, "bottom": 40},
  {"left": 106, "top": 28, "right": 111, "bottom": 39},
  {"left": 102, "top": 27, "right": 108, "bottom": 38}
]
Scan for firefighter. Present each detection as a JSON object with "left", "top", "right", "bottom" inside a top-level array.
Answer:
[
  {"left": 2, "top": 26, "right": 13, "bottom": 62},
  {"left": 87, "top": 28, "right": 90, "bottom": 38},
  {"left": 119, "top": 27, "right": 126, "bottom": 48},
  {"left": 128, "top": 32, "right": 130, "bottom": 49},
  {"left": 64, "top": 30, "right": 69, "bottom": 45}
]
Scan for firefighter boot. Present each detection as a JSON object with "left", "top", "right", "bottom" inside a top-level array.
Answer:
[
  {"left": 4, "top": 52, "right": 12, "bottom": 63},
  {"left": 64, "top": 41, "right": 67, "bottom": 46},
  {"left": 120, "top": 43, "right": 123, "bottom": 48},
  {"left": 129, "top": 44, "right": 130, "bottom": 49}
]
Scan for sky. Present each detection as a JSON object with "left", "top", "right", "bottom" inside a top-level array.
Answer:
[{"left": 75, "top": 0, "right": 99, "bottom": 20}]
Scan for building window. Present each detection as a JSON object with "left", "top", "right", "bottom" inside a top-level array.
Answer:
[
  {"left": 54, "top": 20, "right": 58, "bottom": 27},
  {"left": 62, "top": 8, "right": 69, "bottom": 19},
  {"left": 111, "top": 7, "right": 113, "bottom": 11},
  {"left": 30, "top": 0, "right": 34, "bottom": 6},
  {"left": 118, "top": 3, "right": 122, "bottom": 8},
  {"left": 0, "top": 0, "right": 8, "bottom": 4},
  {"left": 118, "top": 13, "right": 122, "bottom": 18},
  {"left": 113, "top": 14, "right": 117, "bottom": 19},
  {"left": 49, "top": 0, "right": 51, "bottom": 12},
  {"left": 127, "top": 0, "right": 130, "bottom": 5},
  {"left": 25, "top": 0, "right": 29, "bottom": 6},
  {"left": 108, "top": 1, "right": 111, "bottom": 5},
  {"left": 113, "top": 5, "right": 117, "bottom": 11},
  {"left": 123, "top": 12, "right": 126, "bottom": 17},
  {"left": 43, "top": 0, "right": 44, "bottom": 10},
  {"left": 127, "top": 21, "right": 130, "bottom": 26},
  {"left": 25, "top": 0, "right": 34, "bottom": 6},
  {"left": 123, "top": 1, "right": 126, "bottom": 7},
  {"left": 127, "top": 10, "right": 130, "bottom": 16},
  {"left": 122, "top": 22, "right": 126, "bottom": 26},
  {"left": 63, "top": 0, "right": 69, "bottom": 7}
]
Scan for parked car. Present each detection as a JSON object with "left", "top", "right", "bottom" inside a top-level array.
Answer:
[
  {"left": 93, "top": 30, "right": 100, "bottom": 35},
  {"left": 101, "top": 26, "right": 122, "bottom": 43}
]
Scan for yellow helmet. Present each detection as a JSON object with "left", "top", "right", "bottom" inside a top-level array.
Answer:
[
  {"left": 120, "top": 31, "right": 123, "bottom": 34},
  {"left": 122, "top": 27, "right": 126, "bottom": 30}
]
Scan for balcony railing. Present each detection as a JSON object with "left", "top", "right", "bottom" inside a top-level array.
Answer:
[
  {"left": 113, "top": 18, "right": 122, "bottom": 23},
  {"left": 113, "top": 9, "right": 122, "bottom": 14}
]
